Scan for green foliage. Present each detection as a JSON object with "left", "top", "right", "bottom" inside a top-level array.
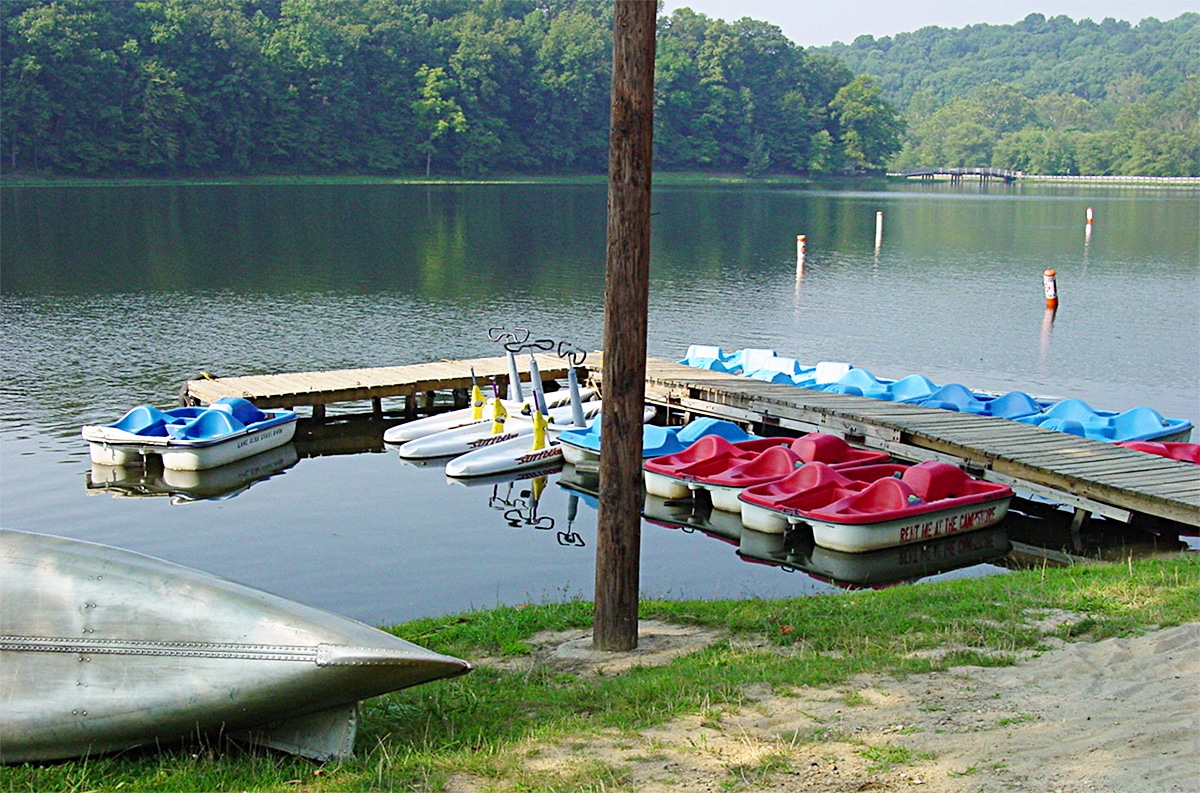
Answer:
[
  {"left": 0, "top": 1, "right": 901, "bottom": 177},
  {"left": 823, "top": 13, "right": 1200, "bottom": 175}
]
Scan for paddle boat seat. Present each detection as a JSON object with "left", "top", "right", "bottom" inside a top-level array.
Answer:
[
  {"left": 109, "top": 405, "right": 173, "bottom": 437},
  {"left": 169, "top": 409, "right": 248, "bottom": 441},
  {"left": 1108, "top": 406, "right": 1178, "bottom": 441},
  {"left": 790, "top": 433, "right": 890, "bottom": 467},
  {"left": 727, "top": 348, "right": 779, "bottom": 375},
  {"left": 707, "top": 445, "right": 803, "bottom": 485},
  {"left": 675, "top": 417, "right": 754, "bottom": 446},
  {"left": 679, "top": 345, "right": 737, "bottom": 372},
  {"left": 886, "top": 374, "right": 938, "bottom": 403},
  {"left": 917, "top": 383, "right": 988, "bottom": 414},
  {"left": 983, "top": 391, "right": 1044, "bottom": 419},
  {"left": 826, "top": 477, "right": 920, "bottom": 515},
  {"left": 823, "top": 368, "right": 891, "bottom": 399},
  {"left": 209, "top": 396, "right": 271, "bottom": 425},
  {"left": 900, "top": 461, "right": 971, "bottom": 501},
  {"left": 1019, "top": 398, "right": 1114, "bottom": 425}
]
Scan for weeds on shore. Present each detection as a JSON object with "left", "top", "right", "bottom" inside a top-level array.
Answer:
[{"left": 3, "top": 555, "right": 1195, "bottom": 792}]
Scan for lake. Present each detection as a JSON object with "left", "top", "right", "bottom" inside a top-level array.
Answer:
[{"left": 2, "top": 179, "right": 1197, "bottom": 626}]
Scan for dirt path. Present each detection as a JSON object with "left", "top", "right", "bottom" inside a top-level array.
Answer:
[{"left": 451, "top": 621, "right": 1199, "bottom": 792}]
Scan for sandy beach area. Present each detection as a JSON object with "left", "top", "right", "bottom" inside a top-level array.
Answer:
[{"left": 454, "top": 621, "right": 1199, "bottom": 792}]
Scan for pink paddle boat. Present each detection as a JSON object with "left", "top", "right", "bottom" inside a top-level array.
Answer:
[{"left": 800, "top": 461, "right": 1013, "bottom": 553}]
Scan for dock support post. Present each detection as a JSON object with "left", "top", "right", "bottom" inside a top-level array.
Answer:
[
  {"left": 312, "top": 403, "right": 326, "bottom": 421},
  {"left": 1069, "top": 508, "right": 1091, "bottom": 552},
  {"left": 595, "top": 0, "right": 655, "bottom": 652},
  {"left": 371, "top": 397, "right": 382, "bottom": 419}
]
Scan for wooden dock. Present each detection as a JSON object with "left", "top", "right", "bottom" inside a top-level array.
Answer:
[
  {"left": 622, "top": 359, "right": 1200, "bottom": 529},
  {"left": 181, "top": 353, "right": 584, "bottom": 420},
  {"left": 180, "top": 354, "right": 1199, "bottom": 530}
]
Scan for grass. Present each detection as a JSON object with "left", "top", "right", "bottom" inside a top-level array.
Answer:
[{"left": 2, "top": 554, "right": 1196, "bottom": 792}]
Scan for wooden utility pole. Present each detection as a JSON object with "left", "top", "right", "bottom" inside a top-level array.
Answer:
[{"left": 594, "top": 0, "right": 656, "bottom": 652}]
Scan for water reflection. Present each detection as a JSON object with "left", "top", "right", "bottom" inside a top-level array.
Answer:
[{"left": 86, "top": 444, "right": 299, "bottom": 504}]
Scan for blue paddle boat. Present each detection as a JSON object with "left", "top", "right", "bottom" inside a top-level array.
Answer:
[
  {"left": 1014, "top": 398, "right": 1193, "bottom": 442},
  {"left": 82, "top": 397, "right": 298, "bottom": 471}
]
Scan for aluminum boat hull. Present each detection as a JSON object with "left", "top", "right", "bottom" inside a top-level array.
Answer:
[{"left": 0, "top": 530, "right": 471, "bottom": 763}]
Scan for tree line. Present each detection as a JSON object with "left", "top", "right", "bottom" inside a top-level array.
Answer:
[
  {"left": 0, "top": 0, "right": 902, "bottom": 178},
  {"left": 822, "top": 12, "right": 1199, "bottom": 176},
  {"left": 3, "top": 3, "right": 1194, "bottom": 178}
]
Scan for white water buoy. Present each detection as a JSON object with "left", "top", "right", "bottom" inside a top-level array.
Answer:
[{"left": 874, "top": 211, "right": 883, "bottom": 250}]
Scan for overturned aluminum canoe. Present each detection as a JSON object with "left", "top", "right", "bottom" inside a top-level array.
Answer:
[{"left": 0, "top": 529, "right": 471, "bottom": 763}]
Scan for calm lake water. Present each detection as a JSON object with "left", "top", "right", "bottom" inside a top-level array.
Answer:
[{"left": 2, "top": 179, "right": 1197, "bottom": 626}]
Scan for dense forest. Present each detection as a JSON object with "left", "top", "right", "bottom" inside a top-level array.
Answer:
[
  {"left": 1, "top": 2, "right": 1195, "bottom": 178},
  {"left": 822, "top": 12, "right": 1199, "bottom": 175},
  {"left": 0, "top": 0, "right": 901, "bottom": 177}
]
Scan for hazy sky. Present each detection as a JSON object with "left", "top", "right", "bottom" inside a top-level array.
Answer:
[{"left": 658, "top": 1, "right": 1198, "bottom": 47}]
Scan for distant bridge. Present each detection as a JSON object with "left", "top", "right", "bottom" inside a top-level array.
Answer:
[{"left": 891, "top": 167, "right": 1022, "bottom": 183}]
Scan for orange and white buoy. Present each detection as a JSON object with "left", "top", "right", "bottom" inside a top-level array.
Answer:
[
  {"left": 1043, "top": 268, "right": 1059, "bottom": 310},
  {"left": 1086, "top": 207, "right": 1094, "bottom": 225},
  {"left": 796, "top": 234, "right": 807, "bottom": 265}
]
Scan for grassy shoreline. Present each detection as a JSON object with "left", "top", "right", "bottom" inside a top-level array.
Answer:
[{"left": 3, "top": 554, "right": 1197, "bottom": 792}]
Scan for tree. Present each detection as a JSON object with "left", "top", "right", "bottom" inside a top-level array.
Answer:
[
  {"left": 411, "top": 64, "right": 466, "bottom": 176},
  {"left": 829, "top": 75, "right": 904, "bottom": 170}
]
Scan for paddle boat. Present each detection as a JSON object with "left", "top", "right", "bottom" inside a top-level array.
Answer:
[
  {"left": 557, "top": 416, "right": 754, "bottom": 466},
  {"left": 82, "top": 397, "right": 298, "bottom": 471},
  {"left": 1014, "top": 398, "right": 1193, "bottom": 442},
  {"left": 396, "top": 396, "right": 601, "bottom": 460},
  {"left": 644, "top": 432, "right": 890, "bottom": 507},
  {"left": 0, "top": 529, "right": 471, "bottom": 763},
  {"left": 798, "top": 461, "right": 1013, "bottom": 553},
  {"left": 383, "top": 383, "right": 596, "bottom": 445},
  {"left": 1115, "top": 441, "right": 1200, "bottom": 464}
]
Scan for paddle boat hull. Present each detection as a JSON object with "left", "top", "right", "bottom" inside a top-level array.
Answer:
[
  {"left": 806, "top": 496, "right": 1011, "bottom": 553},
  {"left": 82, "top": 398, "right": 298, "bottom": 471},
  {"left": 0, "top": 530, "right": 471, "bottom": 764},
  {"left": 443, "top": 432, "right": 565, "bottom": 478}
]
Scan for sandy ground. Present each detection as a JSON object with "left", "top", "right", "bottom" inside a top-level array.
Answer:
[{"left": 452, "top": 621, "right": 1199, "bottom": 792}]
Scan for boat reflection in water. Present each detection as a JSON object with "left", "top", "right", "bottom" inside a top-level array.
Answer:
[
  {"left": 86, "top": 443, "right": 299, "bottom": 504},
  {"left": 642, "top": 489, "right": 1011, "bottom": 590},
  {"left": 449, "top": 463, "right": 588, "bottom": 548}
]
